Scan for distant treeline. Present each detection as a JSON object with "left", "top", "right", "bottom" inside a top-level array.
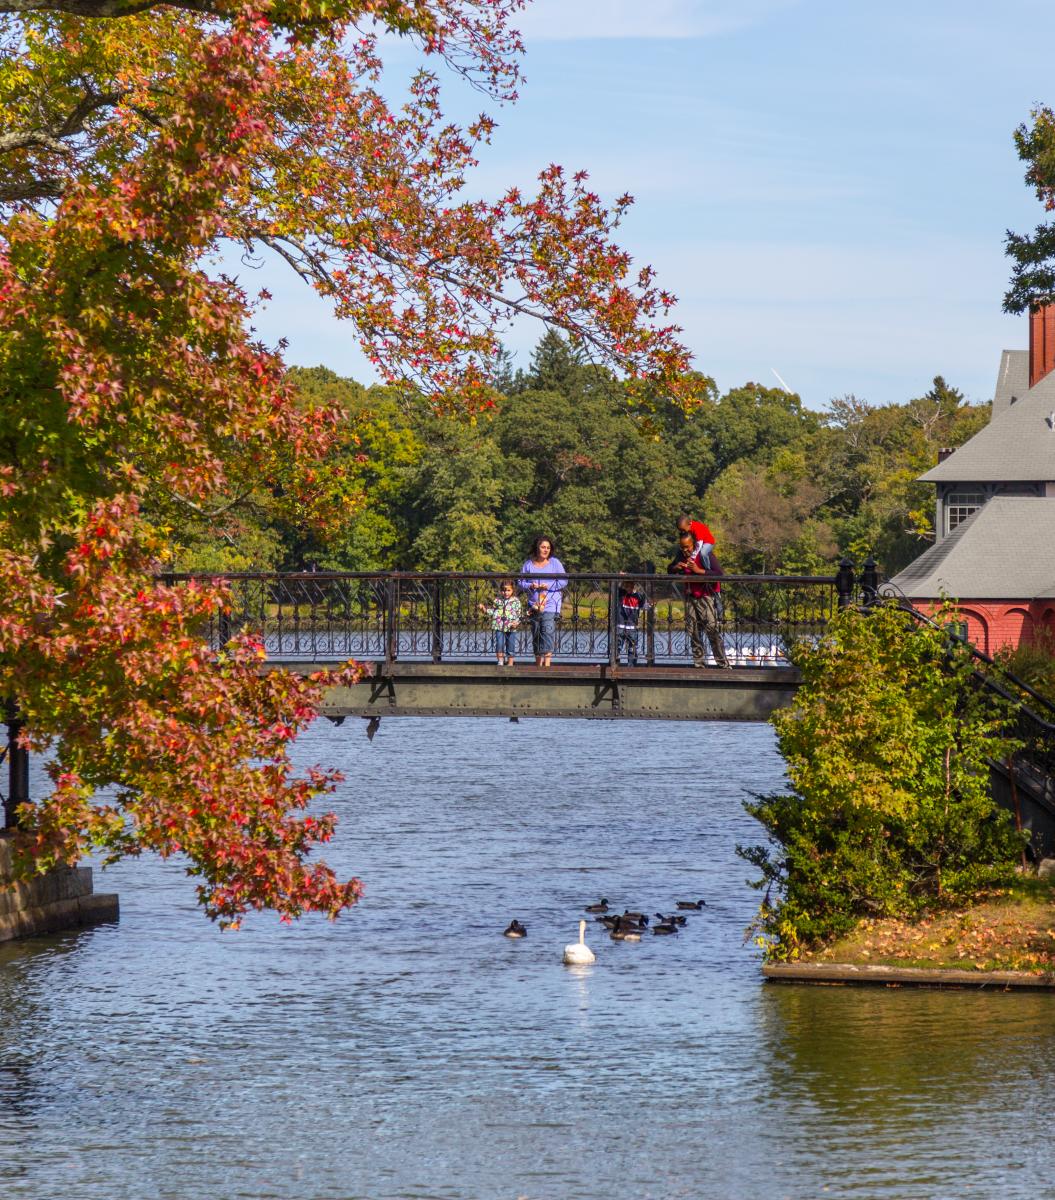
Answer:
[{"left": 167, "top": 332, "right": 989, "bottom": 579}]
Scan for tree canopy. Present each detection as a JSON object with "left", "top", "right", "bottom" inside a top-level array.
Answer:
[
  {"left": 0, "top": 0, "right": 698, "bottom": 924},
  {"left": 190, "top": 352, "right": 983, "bottom": 581}
]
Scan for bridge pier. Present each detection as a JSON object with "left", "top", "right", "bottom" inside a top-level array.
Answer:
[{"left": 1, "top": 706, "right": 119, "bottom": 942}]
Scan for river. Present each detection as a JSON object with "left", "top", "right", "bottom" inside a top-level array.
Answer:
[{"left": 1, "top": 718, "right": 1053, "bottom": 1199}]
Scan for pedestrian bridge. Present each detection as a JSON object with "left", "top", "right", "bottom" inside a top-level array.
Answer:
[
  {"left": 289, "top": 660, "right": 800, "bottom": 722},
  {"left": 175, "top": 568, "right": 856, "bottom": 722}
]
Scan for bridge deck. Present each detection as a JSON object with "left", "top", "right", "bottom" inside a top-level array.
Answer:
[{"left": 276, "top": 660, "right": 801, "bottom": 722}]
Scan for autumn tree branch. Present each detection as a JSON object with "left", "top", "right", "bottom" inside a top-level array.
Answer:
[
  {"left": 0, "top": 87, "right": 126, "bottom": 156},
  {"left": 0, "top": 0, "right": 212, "bottom": 16}
]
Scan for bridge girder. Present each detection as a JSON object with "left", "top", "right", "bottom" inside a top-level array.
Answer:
[{"left": 273, "top": 661, "right": 801, "bottom": 722}]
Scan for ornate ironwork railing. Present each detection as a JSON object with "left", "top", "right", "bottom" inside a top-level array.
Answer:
[
  {"left": 878, "top": 587, "right": 1055, "bottom": 782},
  {"left": 162, "top": 571, "right": 846, "bottom": 667}
]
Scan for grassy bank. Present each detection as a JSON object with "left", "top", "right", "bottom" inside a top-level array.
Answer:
[{"left": 803, "top": 878, "right": 1055, "bottom": 974}]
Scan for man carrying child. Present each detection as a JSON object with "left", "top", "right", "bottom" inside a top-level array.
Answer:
[{"left": 669, "top": 530, "right": 731, "bottom": 669}]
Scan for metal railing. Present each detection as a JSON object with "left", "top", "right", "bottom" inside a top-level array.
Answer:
[
  {"left": 162, "top": 571, "right": 845, "bottom": 667},
  {"left": 877, "top": 588, "right": 1055, "bottom": 783}
]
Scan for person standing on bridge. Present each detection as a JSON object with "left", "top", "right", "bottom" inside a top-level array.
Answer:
[
  {"left": 615, "top": 574, "right": 648, "bottom": 666},
  {"left": 479, "top": 579, "right": 523, "bottom": 667},
  {"left": 519, "top": 535, "right": 566, "bottom": 668},
  {"left": 670, "top": 530, "right": 730, "bottom": 669}
]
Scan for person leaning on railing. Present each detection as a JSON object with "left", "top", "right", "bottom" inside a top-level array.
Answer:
[
  {"left": 669, "top": 530, "right": 731, "bottom": 670},
  {"left": 518, "top": 535, "right": 566, "bottom": 668}
]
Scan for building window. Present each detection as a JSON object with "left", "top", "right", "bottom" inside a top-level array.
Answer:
[{"left": 945, "top": 492, "right": 985, "bottom": 534}]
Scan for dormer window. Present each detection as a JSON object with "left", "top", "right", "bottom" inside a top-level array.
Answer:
[{"left": 946, "top": 492, "right": 985, "bottom": 534}]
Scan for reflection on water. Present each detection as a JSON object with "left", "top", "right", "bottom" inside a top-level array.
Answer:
[
  {"left": 1, "top": 718, "right": 1053, "bottom": 1199},
  {"left": 759, "top": 986, "right": 1055, "bottom": 1197}
]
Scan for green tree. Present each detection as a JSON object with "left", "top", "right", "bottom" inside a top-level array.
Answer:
[
  {"left": 819, "top": 379, "right": 989, "bottom": 571},
  {"left": 493, "top": 378, "right": 692, "bottom": 570},
  {"left": 704, "top": 452, "right": 836, "bottom": 574},
  {"left": 1005, "top": 106, "right": 1055, "bottom": 312},
  {"left": 283, "top": 372, "right": 425, "bottom": 571},
  {"left": 739, "top": 605, "right": 1024, "bottom": 960},
  {"left": 407, "top": 421, "right": 507, "bottom": 570},
  {"left": 674, "top": 382, "right": 821, "bottom": 497}
]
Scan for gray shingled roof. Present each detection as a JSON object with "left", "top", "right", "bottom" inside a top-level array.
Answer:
[
  {"left": 992, "top": 349, "right": 1029, "bottom": 418},
  {"left": 887, "top": 497, "right": 1055, "bottom": 599},
  {"left": 920, "top": 364, "right": 1055, "bottom": 482}
]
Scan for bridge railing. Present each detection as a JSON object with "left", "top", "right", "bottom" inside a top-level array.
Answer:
[
  {"left": 163, "top": 571, "right": 842, "bottom": 667},
  {"left": 880, "top": 590, "right": 1055, "bottom": 782}
]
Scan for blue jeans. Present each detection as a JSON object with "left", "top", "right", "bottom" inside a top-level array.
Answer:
[
  {"left": 494, "top": 630, "right": 518, "bottom": 658},
  {"left": 530, "top": 610, "right": 556, "bottom": 657}
]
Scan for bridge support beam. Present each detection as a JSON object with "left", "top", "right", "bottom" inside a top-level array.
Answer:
[{"left": 285, "top": 661, "right": 801, "bottom": 722}]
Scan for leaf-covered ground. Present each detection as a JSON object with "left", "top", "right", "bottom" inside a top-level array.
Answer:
[{"left": 807, "top": 878, "right": 1055, "bottom": 973}]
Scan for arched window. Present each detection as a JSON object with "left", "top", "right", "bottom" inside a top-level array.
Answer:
[
  {"left": 958, "top": 608, "right": 990, "bottom": 654},
  {"left": 999, "top": 607, "right": 1034, "bottom": 652}
]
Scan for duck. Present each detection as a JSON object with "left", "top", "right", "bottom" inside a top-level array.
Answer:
[
  {"left": 503, "top": 920, "right": 527, "bottom": 938},
  {"left": 655, "top": 912, "right": 687, "bottom": 926},
  {"left": 652, "top": 922, "right": 678, "bottom": 935},
  {"left": 675, "top": 899, "right": 706, "bottom": 910},
  {"left": 609, "top": 916, "right": 643, "bottom": 941},
  {"left": 584, "top": 898, "right": 609, "bottom": 913},
  {"left": 563, "top": 920, "right": 596, "bottom": 965},
  {"left": 620, "top": 911, "right": 649, "bottom": 925}
]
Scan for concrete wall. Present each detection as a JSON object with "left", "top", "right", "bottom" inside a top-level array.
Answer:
[{"left": 0, "top": 837, "right": 118, "bottom": 942}]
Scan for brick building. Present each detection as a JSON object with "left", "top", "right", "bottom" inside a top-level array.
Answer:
[{"left": 888, "top": 309, "right": 1055, "bottom": 653}]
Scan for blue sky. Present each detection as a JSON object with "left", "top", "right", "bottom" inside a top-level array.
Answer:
[{"left": 240, "top": 0, "right": 1055, "bottom": 409}]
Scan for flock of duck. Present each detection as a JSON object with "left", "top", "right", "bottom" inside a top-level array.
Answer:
[{"left": 503, "top": 896, "right": 706, "bottom": 964}]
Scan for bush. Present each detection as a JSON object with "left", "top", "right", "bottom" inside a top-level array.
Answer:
[{"left": 739, "top": 604, "right": 1026, "bottom": 960}]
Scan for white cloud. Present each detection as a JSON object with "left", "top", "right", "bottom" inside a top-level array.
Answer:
[{"left": 514, "top": 0, "right": 797, "bottom": 41}]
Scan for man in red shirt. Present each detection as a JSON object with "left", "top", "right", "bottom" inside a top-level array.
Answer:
[
  {"left": 669, "top": 530, "right": 730, "bottom": 668},
  {"left": 677, "top": 513, "right": 715, "bottom": 559}
]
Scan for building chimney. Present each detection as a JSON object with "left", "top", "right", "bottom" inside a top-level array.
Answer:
[
  {"left": 937, "top": 447, "right": 954, "bottom": 463},
  {"left": 1029, "top": 305, "right": 1055, "bottom": 387}
]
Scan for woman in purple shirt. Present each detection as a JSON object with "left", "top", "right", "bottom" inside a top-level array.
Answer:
[{"left": 519, "top": 535, "right": 566, "bottom": 668}]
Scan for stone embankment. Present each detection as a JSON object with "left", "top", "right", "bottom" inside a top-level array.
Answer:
[
  {"left": 763, "top": 962, "right": 1055, "bottom": 990},
  {"left": 762, "top": 871, "right": 1055, "bottom": 989},
  {"left": 0, "top": 836, "right": 118, "bottom": 941}
]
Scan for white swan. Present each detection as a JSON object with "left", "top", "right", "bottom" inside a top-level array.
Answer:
[{"left": 563, "top": 919, "right": 596, "bottom": 965}]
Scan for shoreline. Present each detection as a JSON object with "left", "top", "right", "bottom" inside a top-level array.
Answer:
[
  {"left": 762, "top": 961, "right": 1055, "bottom": 990},
  {"left": 760, "top": 885, "right": 1055, "bottom": 989}
]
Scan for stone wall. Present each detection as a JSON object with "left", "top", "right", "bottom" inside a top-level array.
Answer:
[{"left": 0, "top": 836, "right": 118, "bottom": 941}]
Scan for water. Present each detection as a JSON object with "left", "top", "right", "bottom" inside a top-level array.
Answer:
[{"left": 1, "top": 719, "right": 1054, "bottom": 1199}]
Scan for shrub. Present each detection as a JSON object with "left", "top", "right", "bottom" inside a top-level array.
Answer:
[{"left": 739, "top": 604, "right": 1026, "bottom": 960}]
